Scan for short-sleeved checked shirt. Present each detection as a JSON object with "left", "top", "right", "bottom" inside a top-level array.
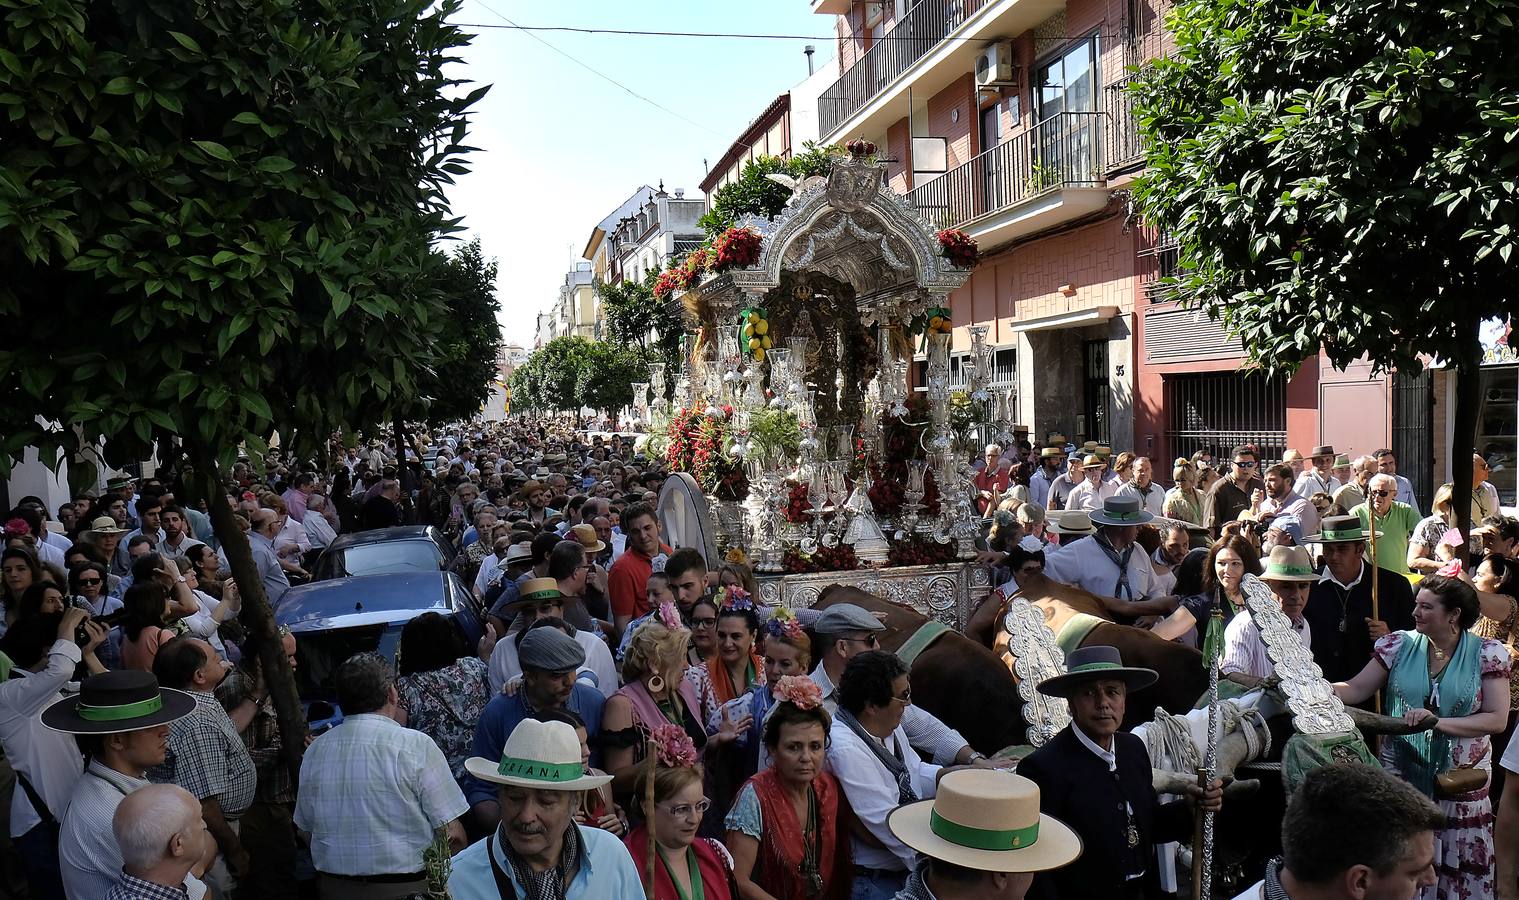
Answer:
[
  {"left": 293, "top": 713, "right": 469, "bottom": 877},
  {"left": 215, "top": 667, "right": 294, "bottom": 803},
  {"left": 104, "top": 871, "right": 191, "bottom": 899},
  {"left": 148, "top": 690, "right": 256, "bottom": 817}
]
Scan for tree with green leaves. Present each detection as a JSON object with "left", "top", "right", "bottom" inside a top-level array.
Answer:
[
  {"left": 0, "top": 0, "right": 484, "bottom": 774},
  {"left": 1133, "top": 0, "right": 1519, "bottom": 538},
  {"left": 510, "top": 336, "right": 649, "bottom": 418},
  {"left": 696, "top": 143, "right": 838, "bottom": 239},
  {"left": 408, "top": 237, "right": 504, "bottom": 426}
]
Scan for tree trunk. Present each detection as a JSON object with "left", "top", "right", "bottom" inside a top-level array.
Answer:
[
  {"left": 191, "top": 460, "right": 308, "bottom": 783},
  {"left": 1451, "top": 318, "right": 1483, "bottom": 544}
]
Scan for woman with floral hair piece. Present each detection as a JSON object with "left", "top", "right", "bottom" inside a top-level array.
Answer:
[
  {"left": 604, "top": 604, "right": 749, "bottom": 831},
  {"left": 625, "top": 724, "right": 737, "bottom": 900},
  {"left": 726, "top": 675, "right": 851, "bottom": 900},
  {"left": 700, "top": 586, "right": 766, "bottom": 726},
  {"left": 709, "top": 608, "right": 813, "bottom": 783}
]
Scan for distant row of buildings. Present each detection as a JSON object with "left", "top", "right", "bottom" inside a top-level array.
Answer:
[{"left": 526, "top": 0, "right": 1518, "bottom": 510}]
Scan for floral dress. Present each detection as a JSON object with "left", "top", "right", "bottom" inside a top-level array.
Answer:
[
  {"left": 397, "top": 656, "right": 492, "bottom": 786},
  {"left": 1373, "top": 632, "right": 1510, "bottom": 900}
]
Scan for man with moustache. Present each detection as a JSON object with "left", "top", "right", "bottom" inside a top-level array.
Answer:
[{"left": 1220, "top": 546, "right": 1318, "bottom": 687}]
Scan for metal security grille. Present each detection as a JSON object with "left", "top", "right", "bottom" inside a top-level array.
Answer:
[
  {"left": 1391, "top": 369, "right": 1434, "bottom": 510},
  {"left": 1083, "top": 340, "right": 1111, "bottom": 445},
  {"left": 1164, "top": 372, "right": 1287, "bottom": 464}
]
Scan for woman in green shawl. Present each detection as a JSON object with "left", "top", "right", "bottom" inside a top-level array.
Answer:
[{"left": 1333, "top": 573, "right": 1509, "bottom": 900}]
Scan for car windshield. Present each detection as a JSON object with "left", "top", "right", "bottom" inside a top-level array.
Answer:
[
  {"left": 320, "top": 540, "right": 441, "bottom": 579},
  {"left": 292, "top": 622, "right": 403, "bottom": 700}
]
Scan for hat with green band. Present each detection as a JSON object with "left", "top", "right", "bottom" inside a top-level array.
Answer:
[
  {"left": 464, "top": 719, "right": 613, "bottom": 791},
  {"left": 1035, "top": 645, "right": 1159, "bottom": 698},
  {"left": 1301, "top": 514, "right": 1383, "bottom": 545},
  {"left": 1089, "top": 495, "right": 1156, "bottom": 528},
  {"left": 888, "top": 769, "right": 1081, "bottom": 872},
  {"left": 41, "top": 670, "right": 195, "bottom": 735},
  {"left": 1260, "top": 545, "right": 1320, "bottom": 583}
]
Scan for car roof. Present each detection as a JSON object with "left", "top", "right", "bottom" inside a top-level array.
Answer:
[
  {"left": 275, "top": 572, "right": 462, "bottom": 632},
  {"left": 324, "top": 526, "right": 440, "bottom": 551}
]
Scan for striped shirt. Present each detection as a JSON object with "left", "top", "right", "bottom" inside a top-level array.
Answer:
[
  {"left": 294, "top": 713, "right": 468, "bottom": 877},
  {"left": 60, "top": 762, "right": 208, "bottom": 900}
]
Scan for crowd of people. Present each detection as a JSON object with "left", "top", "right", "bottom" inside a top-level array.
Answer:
[{"left": 0, "top": 418, "right": 1515, "bottom": 900}]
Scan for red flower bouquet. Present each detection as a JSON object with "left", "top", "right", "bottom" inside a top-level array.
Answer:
[
  {"left": 937, "top": 229, "right": 979, "bottom": 268},
  {"left": 712, "top": 227, "right": 763, "bottom": 270}
]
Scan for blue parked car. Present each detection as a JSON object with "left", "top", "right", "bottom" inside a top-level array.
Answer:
[
  {"left": 309, "top": 525, "right": 456, "bottom": 581},
  {"left": 275, "top": 571, "right": 484, "bottom": 731}
]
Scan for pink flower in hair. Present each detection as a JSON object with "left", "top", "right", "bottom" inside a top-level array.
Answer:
[
  {"left": 651, "top": 723, "right": 699, "bottom": 768},
  {"left": 771, "top": 675, "right": 824, "bottom": 711},
  {"left": 656, "top": 602, "right": 684, "bottom": 631}
]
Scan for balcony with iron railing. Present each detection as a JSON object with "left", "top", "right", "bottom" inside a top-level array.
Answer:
[
  {"left": 819, "top": 0, "right": 989, "bottom": 138},
  {"left": 816, "top": 0, "right": 1065, "bottom": 142},
  {"left": 909, "top": 111, "right": 1111, "bottom": 245}
]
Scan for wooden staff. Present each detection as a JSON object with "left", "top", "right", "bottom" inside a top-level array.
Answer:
[
  {"left": 644, "top": 738, "right": 658, "bottom": 900},
  {"left": 1368, "top": 512, "right": 1382, "bottom": 714}
]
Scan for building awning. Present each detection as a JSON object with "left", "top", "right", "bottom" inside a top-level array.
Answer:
[{"left": 1011, "top": 306, "right": 1120, "bottom": 333}]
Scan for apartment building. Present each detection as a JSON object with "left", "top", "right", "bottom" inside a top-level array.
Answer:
[{"left": 812, "top": 0, "right": 1420, "bottom": 490}]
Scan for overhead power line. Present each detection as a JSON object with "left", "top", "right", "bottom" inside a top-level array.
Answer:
[{"left": 466, "top": 2, "right": 725, "bottom": 137}]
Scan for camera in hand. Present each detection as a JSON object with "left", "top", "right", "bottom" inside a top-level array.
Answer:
[{"left": 75, "top": 609, "right": 128, "bottom": 646}]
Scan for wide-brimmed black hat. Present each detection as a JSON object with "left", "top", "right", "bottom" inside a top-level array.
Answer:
[
  {"left": 41, "top": 670, "right": 195, "bottom": 735},
  {"left": 1036, "top": 645, "right": 1158, "bottom": 698}
]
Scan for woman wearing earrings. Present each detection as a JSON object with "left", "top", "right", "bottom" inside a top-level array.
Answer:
[{"left": 1333, "top": 573, "right": 1509, "bottom": 900}]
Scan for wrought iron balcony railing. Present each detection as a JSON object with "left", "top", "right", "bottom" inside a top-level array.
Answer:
[
  {"left": 818, "top": 0, "right": 989, "bottom": 138},
  {"left": 909, "top": 111, "right": 1107, "bottom": 231}
]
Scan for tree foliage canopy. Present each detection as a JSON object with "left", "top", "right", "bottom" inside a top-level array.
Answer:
[
  {"left": 510, "top": 337, "right": 649, "bottom": 416},
  {"left": 0, "top": 0, "right": 484, "bottom": 470},
  {"left": 697, "top": 143, "right": 838, "bottom": 240},
  {"left": 1133, "top": 0, "right": 1519, "bottom": 377},
  {"left": 410, "top": 237, "right": 503, "bottom": 426}
]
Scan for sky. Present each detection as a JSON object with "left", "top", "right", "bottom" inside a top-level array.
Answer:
[{"left": 444, "top": 1, "right": 838, "bottom": 349}]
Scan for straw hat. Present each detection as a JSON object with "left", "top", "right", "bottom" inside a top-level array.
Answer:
[
  {"left": 1039, "top": 446, "right": 1065, "bottom": 460},
  {"left": 1309, "top": 444, "right": 1336, "bottom": 459},
  {"left": 87, "top": 516, "right": 128, "bottom": 536},
  {"left": 1259, "top": 545, "right": 1319, "bottom": 583},
  {"left": 517, "top": 479, "right": 544, "bottom": 499},
  {"left": 464, "top": 719, "right": 613, "bottom": 791},
  {"left": 1075, "top": 454, "right": 1104, "bottom": 470},
  {"left": 1046, "top": 510, "right": 1095, "bottom": 536},
  {"left": 1036, "top": 645, "right": 1158, "bottom": 698},
  {"left": 570, "top": 523, "right": 606, "bottom": 554},
  {"left": 888, "top": 769, "right": 1081, "bottom": 873}
]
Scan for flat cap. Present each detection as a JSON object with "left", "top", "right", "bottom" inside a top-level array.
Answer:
[
  {"left": 518, "top": 628, "right": 585, "bottom": 672},
  {"left": 813, "top": 603, "right": 886, "bottom": 635}
]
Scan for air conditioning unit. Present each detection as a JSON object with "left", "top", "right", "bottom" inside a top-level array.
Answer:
[{"left": 975, "top": 41, "right": 1017, "bottom": 87}]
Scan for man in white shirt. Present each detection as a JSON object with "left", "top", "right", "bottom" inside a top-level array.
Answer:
[
  {"left": 156, "top": 505, "right": 205, "bottom": 562},
  {"left": 827, "top": 650, "right": 941, "bottom": 895},
  {"left": 1220, "top": 546, "right": 1316, "bottom": 686},
  {"left": 1065, "top": 454, "right": 1119, "bottom": 512},
  {"left": 1292, "top": 444, "right": 1341, "bottom": 499},
  {"left": 1043, "top": 497, "right": 1180, "bottom": 618},
  {"left": 1474, "top": 451, "right": 1503, "bottom": 524},
  {"left": 1116, "top": 456, "right": 1167, "bottom": 517},
  {"left": 0, "top": 610, "right": 107, "bottom": 897}
]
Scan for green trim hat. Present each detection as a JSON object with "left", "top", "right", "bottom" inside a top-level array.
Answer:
[
  {"left": 1036, "top": 645, "right": 1158, "bottom": 698},
  {"left": 1302, "top": 514, "right": 1382, "bottom": 544},
  {"left": 41, "top": 670, "right": 195, "bottom": 735},
  {"left": 888, "top": 769, "right": 1081, "bottom": 873},
  {"left": 499, "top": 576, "right": 565, "bottom": 614},
  {"left": 1259, "top": 545, "right": 1319, "bottom": 583},
  {"left": 464, "top": 719, "right": 613, "bottom": 791},
  {"left": 1089, "top": 495, "right": 1155, "bottom": 528}
]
